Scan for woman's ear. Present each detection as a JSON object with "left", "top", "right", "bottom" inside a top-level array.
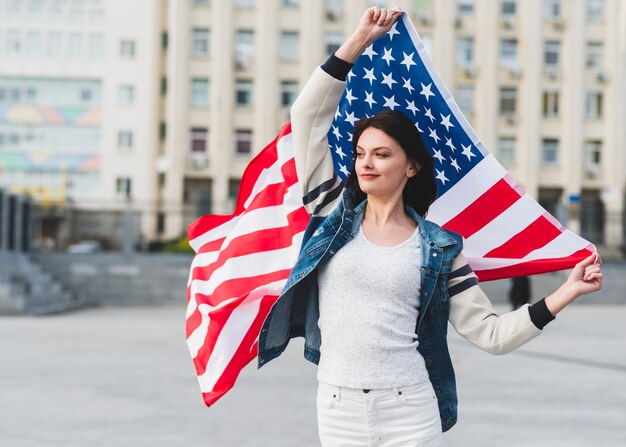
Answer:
[{"left": 407, "top": 160, "right": 420, "bottom": 178}]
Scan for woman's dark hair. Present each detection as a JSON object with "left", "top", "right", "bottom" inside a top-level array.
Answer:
[{"left": 345, "top": 110, "right": 437, "bottom": 217}]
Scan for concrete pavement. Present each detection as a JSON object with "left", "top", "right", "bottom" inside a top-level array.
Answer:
[{"left": 0, "top": 303, "right": 624, "bottom": 446}]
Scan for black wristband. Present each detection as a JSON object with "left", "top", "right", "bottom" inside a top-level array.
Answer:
[
  {"left": 528, "top": 298, "right": 556, "bottom": 330},
  {"left": 320, "top": 53, "right": 354, "bottom": 81}
]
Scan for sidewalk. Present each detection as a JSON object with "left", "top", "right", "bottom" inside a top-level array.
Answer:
[{"left": 0, "top": 304, "right": 624, "bottom": 446}]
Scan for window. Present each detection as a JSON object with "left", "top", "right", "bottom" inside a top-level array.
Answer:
[
  {"left": 325, "top": 31, "right": 343, "bottom": 57},
  {"left": 116, "top": 177, "right": 132, "bottom": 199},
  {"left": 499, "top": 87, "right": 517, "bottom": 114},
  {"left": 586, "top": 42, "right": 603, "bottom": 70},
  {"left": 118, "top": 131, "right": 134, "bottom": 149},
  {"left": 544, "top": 0, "right": 561, "bottom": 19},
  {"left": 280, "top": 80, "right": 298, "bottom": 107},
  {"left": 6, "top": 31, "right": 21, "bottom": 57},
  {"left": 120, "top": 39, "right": 136, "bottom": 59},
  {"left": 283, "top": 0, "right": 299, "bottom": 7},
  {"left": 190, "top": 78, "right": 209, "bottom": 107},
  {"left": 48, "top": 32, "right": 62, "bottom": 58},
  {"left": 228, "top": 178, "right": 241, "bottom": 210},
  {"left": 585, "top": 140, "right": 602, "bottom": 177},
  {"left": 455, "top": 85, "right": 474, "bottom": 115},
  {"left": 25, "top": 31, "right": 42, "bottom": 57},
  {"left": 585, "top": 91, "right": 603, "bottom": 119},
  {"left": 542, "top": 139, "right": 559, "bottom": 166},
  {"left": 586, "top": 0, "right": 603, "bottom": 21},
  {"left": 500, "top": 39, "right": 517, "bottom": 68},
  {"left": 235, "top": 80, "right": 253, "bottom": 106},
  {"left": 325, "top": 0, "right": 343, "bottom": 18},
  {"left": 542, "top": 90, "right": 559, "bottom": 118},
  {"left": 456, "top": 37, "right": 474, "bottom": 67},
  {"left": 192, "top": 28, "right": 210, "bottom": 57},
  {"left": 280, "top": 31, "right": 299, "bottom": 60},
  {"left": 68, "top": 33, "right": 83, "bottom": 59},
  {"left": 498, "top": 138, "right": 516, "bottom": 165},
  {"left": 161, "top": 77, "right": 167, "bottom": 96},
  {"left": 194, "top": 0, "right": 210, "bottom": 5},
  {"left": 236, "top": 0, "right": 254, "bottom": 7},
  {"left": 457, "top": 0, "right": 474, "bottom": 16},
  {"left": 501, "top": 0, "right": 516, "bottom": 16},
  {"left": 159, "top": 122, "right": 166, "bottom": 141},
  {"left": 414, "top": 0, "right": 432, "bottom": 15},
  {"left": 118, "top": 85, "right": 135, "bottom": 106},
  {"left": 161, "top": 31, "right": 168, "bottom": 51},
  {"left": 156, "top": 212, "right": 165, "bottom": 234},
  {"left": 89, "top": 34, "right": 104, "bottom": 59},
  {"left": 80, "top": 89, "right": 92, "bottom": 103},
  {"left": 544, "top": 40, "right": 560, "bottom": 68},
  {"left": 235, "top": 30, "right": 254, "bottom": 66},
  {"left": 235, "top": 130, "right": 252, "bottom": 155},
  {"left": 190, "top": 128, "right": 208, "bottom": 153}
]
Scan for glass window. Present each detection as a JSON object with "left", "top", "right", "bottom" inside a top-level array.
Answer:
[
  {"left": 280, "top": 80, "right": 298, "bottom": 107},
  {"left": 68, "top": 33, "right": 83, "bottom": 59},
  {"left": 25, "top": 31, "right": 42, "bottom": 57},
  {"left": 193, "top": 0, "right": 210, "bottom": 5},
  {"left": 544, "top": 40, "right": 560, "bottom": 67},
  {"left": 455, "top": 85, "right": 474, "bottom": 115},
  {"left": 283, "top": 0, "right": 299, "bottom": 7},
  {"left": 542, "top": 90, "right": 560, "bottom": 118},
  {"left": 498, "top": 138, "right": 516, "bottom": 165},
  {"left": 89, "top": 34, "right": 104, "bottom": 59},
  {"left": 80, "top": 89, "right": 92, "bottom": 103},
  {"left": 116, "top": 177, "right": 132, "bottom": 199},
  {"left": 325, "top": 31, "right": 343, "bottom": 57},
  {"left": 586, "top": 42, "right": 603, "bottom": 70},
  {"left": 414, "top": 0, "right": 432, "bottom": 15},
  {"left": 48, "top": 32, "right": 63, "bottom": 58},
  {"left": 501, "top": 0, "right": 516, "bottom": 16},
  {"left": 325, "top": 0, "right": 343, "bottom": 18},
  {"left": 457, "top": 0, "right": 474, "bottom": 16},
  {"left": 585, "top": 91, "right": 603, "bottom": 119},
  {"left": 500, "top": 39, "right": 517, "bottom": 68},
  {"left": 162, "top": 31, "right": 168, "bottom": 51},
  {"left": 228, "top": 178, "right": 241, "bottom": 210},
  {"left": 236, "top": 0, "right": 254, "bottom": 7},
  {"left": 235, "top": 80, "right": 253, "bottom": 106},
  {"left": 190, "top": 128, "right": 208, "bottom": 153},
  {"left": 118, "top": 131, "right": 134, "bottom": 149},
  {"left": 499, "top": 87, "right": 517, "bottom": 114},
  {"left": 541, "top": 138, "right": 559, "bottom": 166},
  {"left": 161, "top": 77, "right": 167, "bottom": 96},
  {"left": 192, "top": 28, "right": 210, "bottom": 57},
  {"left": 190, "top": 78, "right": 209, "bottom": 107},
  {"left": 156, "top": 212, "right": 166, "bottom": 234},
  {"left": 120, "top": 39, "right": 136, "bottom": 59},
  {"left": 586, "top": 0, "right": 603, "bottom": 21},
  {"left": 118, "top": 85, "right": 135, "bottom": 106},
  {"left": 456, "top": 37, "right": 474, "bottom": 67},
  {"left": 6, "top": 31, "right": 21, "bottom": 57},
  {"left": 159, "top": 122, "right": 166, "bottom": 141},
  {"left": 235, "top": 129, "right": 253, "bottom": 155},
  {"left": 280, "top": 31, "right": 299, "bottom": 60},
  {"left": 235, "top": 30, "right": 254, "bottom": 66},
  {"left": 544, "top": 0, "right": 561, "bottom": 19},
  {"left": 584, "top": 140, "right": 602, "bottom": 176}
]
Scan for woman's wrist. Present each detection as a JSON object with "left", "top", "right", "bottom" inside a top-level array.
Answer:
[
  {"left": 335, "top": 33, "right": 372, "bottom": 64},
  {"left": 545, "top": 284, "right": 578, "bottom": 316}
]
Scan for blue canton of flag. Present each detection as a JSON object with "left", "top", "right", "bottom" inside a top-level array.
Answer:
[{"left": 327, "top": 15, "right": 481, "bottom": 197}]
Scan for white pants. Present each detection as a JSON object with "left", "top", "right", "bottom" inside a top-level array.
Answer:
[{"left": 317, "top": 381, "right": 443, "bottom": 446}]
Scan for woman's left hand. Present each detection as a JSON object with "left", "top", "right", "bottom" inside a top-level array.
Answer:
[{"left": 564, "top": 252, "right": 603, "bottom": 297}]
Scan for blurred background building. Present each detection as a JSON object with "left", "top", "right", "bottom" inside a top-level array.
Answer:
[{"left": 0, "top": 0, "right": 624, "bottom": 254}]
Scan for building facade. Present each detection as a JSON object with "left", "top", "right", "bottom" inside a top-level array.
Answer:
[{"left": 0, "top": 0, "right": 624, "bottom": 253}]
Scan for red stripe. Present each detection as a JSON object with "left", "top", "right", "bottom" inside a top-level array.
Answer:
[
  {"left": 443, "top": 178, "right": 520, "bottom": 238},
  {"left": 484, "top": 214, "right": 562, "bottom": 259},
  {"left": 475, "top": 248, "right": 594, "bottom": 281}
]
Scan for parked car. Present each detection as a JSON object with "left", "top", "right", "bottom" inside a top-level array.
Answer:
[{"left": 67, "top": 240, "right": 102, "bottom": 254}]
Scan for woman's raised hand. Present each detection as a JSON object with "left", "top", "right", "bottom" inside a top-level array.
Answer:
[{"left": 335, "top": 6, "right": 402, "bottom": 64}]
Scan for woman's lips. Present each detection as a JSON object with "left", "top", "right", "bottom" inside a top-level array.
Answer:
[{"left": 360, "top": 173, "right": 378, "bottom": 179}]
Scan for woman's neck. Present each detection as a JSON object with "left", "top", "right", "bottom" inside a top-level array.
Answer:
[{"left": 364, "top": 194, "right": 411, "bottom": 227}]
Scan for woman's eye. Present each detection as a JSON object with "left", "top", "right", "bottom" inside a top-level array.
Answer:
[
  {"left": 356, "top": 153, "right": 364, "bottom": 158},
  {"left": 376, "top": 153, "right": 388, "bottom": 158}
]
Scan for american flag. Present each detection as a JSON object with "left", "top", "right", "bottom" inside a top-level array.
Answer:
[{"left": 186, "top": 14, "right": 594, "bottom": 407}]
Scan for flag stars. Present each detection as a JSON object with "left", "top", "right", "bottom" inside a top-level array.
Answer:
[
  {"left": 450, "top": 157, "right": 461, "bottom": 172},
  {"left": 381, "top": 47, "right": 395, "bottom": 65},
  {"left": 462, "top": 143, "right": 475, "bottom": 161},
  {"left": 344, "top": 111, "right": 359, "bottom": 126},
  {"left": 445, "top": 137, "right": 456, "bottom": 152},
  {"left": 433, "top": 148, "right": 445, "bottom": 163},
  {"left": 334, "top": 108, "right": 342, "bottom": 120},
  {"left": 428, "top": 127, "right": 440, "bottom": 144},
  {"left": 363, "top": 67, "right": 377, "bottom": 85},
  {"left": 440, "top": 114, "right": 454, "bottom": 131},
  {"left": 424, "top": 107, "right": 435, "bottom": 122},
  {"left": 335, "top": 144, "right": 347, "bottom": 160},
  {"left": 381, "top": 72, "right": 397, "bottom": 89},
  {"left": 387, "top": 22, "right": 400, "bottom": 40},
  {"left": 435, "top": 169, "right": 449, "bottom": 185},
  {"left": 415, "top": 121, "right": 424, "bottom": 133},
  {"left": 363, "top": 44, "right": 378, "bottom": 61},
  {"left": 419, "top": 82, "right": 435, "bottom": 101},
  {"left": 405, "top": 100, "right": 419, "bottom": 116},
  {"left": 345, "top": 89, "right": 357, "bottom": 105},
  {"left": 383, "top": 95, "right": 400, "bottom": 110},
  {"left": 400, "top": 51, "right": 417, "bottom": 71},
  {"left": 339, "top": 164, "right": 350, "bottom": 177},
  {"left": 347, "top": 70, "right": 355, "bottom": 81},
  {"left": 402, "top": 77, "right": 414, "bottom": 94},
  {"left": 332, "top": 125, "right": 342, "bottom": 140},
  {"left": 364, "top": 91, "right": 377, "bottom": 108}
]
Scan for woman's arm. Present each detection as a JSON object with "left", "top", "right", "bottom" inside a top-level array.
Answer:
[
  {"left": 290, "top": 6, "right": 401, "bottom": 216},
  {"left": 447, "top": 253, "right": 602, "bottom": 355}
]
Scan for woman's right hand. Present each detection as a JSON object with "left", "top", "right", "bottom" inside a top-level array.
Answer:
[{"left": 335, "top": 6, "right": 403, "bottom": 64}]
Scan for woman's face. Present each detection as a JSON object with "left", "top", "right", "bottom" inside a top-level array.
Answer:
[{"left": 355, "top": 127, "right": 418, "bottom": 201}]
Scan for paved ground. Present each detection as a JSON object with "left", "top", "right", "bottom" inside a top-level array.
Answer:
[{"left": 1, "top": 302, "right": 625, "bottom": 447}]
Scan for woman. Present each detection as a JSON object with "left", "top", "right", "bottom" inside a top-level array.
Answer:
[{"left": 258, "top": 6, "right": 603, "bottom": 446}]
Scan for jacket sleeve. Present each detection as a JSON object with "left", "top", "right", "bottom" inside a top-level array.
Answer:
[
  {"left": 290, "top": 66, "right": 346, "bottom": 217},
  {"left": 447, "top": 252, "right": 543, "bottom": 355}
]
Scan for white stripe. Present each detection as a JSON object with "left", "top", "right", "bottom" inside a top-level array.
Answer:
[
  {"left": 192, "top": 280, "right": 285, "bottom": 392},
  {"left": 463, "top": 194, "right": 546, "bottom": 258},
  {"left": 427, "top": 154, "right": 506, "bottom": 225},
  {"left": 467, "top": 229, "right": 592, "bottom": 272}
]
